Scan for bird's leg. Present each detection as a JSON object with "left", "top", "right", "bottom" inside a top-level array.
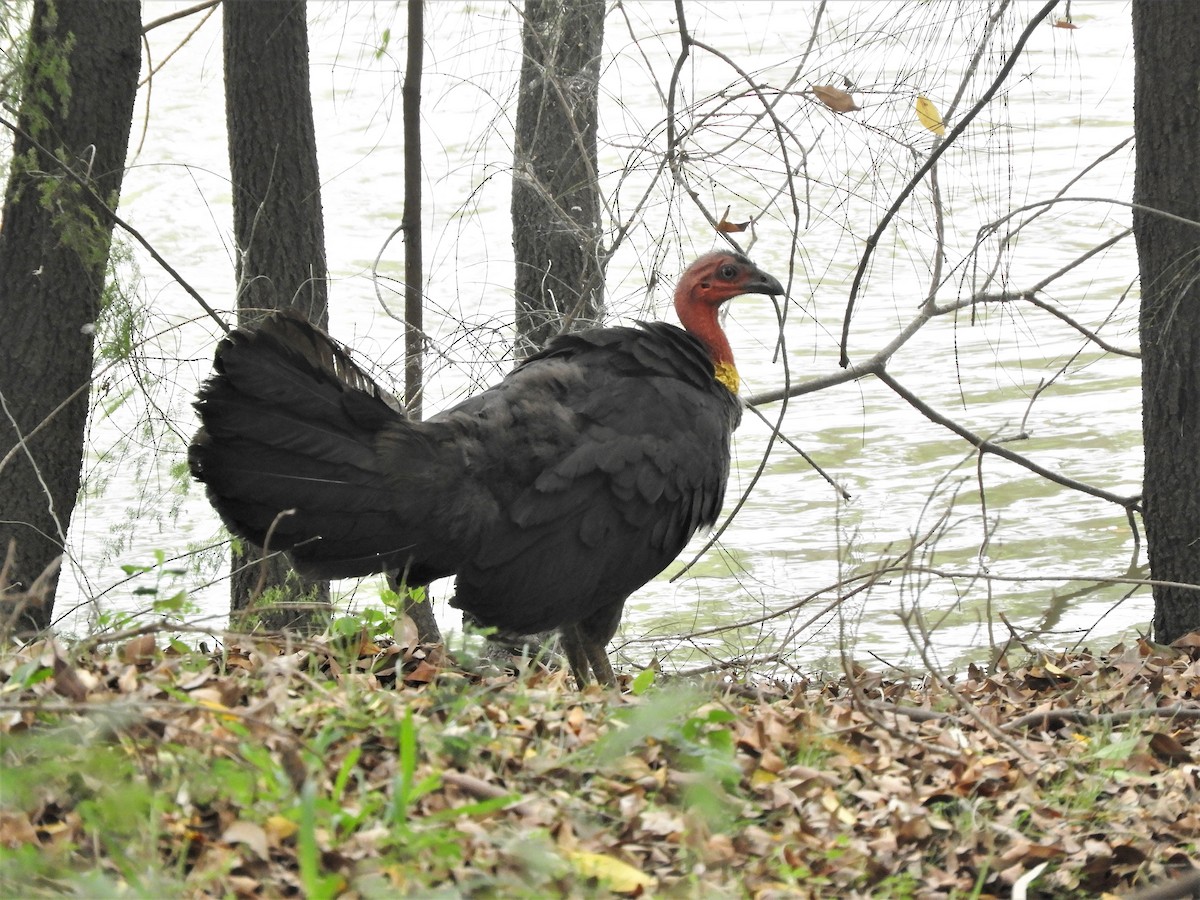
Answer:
[
  {"left": 583, "top": 639, "right": 615, "bottom": 687},
  {"left": 560, "top": 623, "right": 594, "bottom": 689}
]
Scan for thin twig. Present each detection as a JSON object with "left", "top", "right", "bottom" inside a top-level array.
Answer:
[{"left": 839, "top": 0, "right": 1060, "bottom": 366}]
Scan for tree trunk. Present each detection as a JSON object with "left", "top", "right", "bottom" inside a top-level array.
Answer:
[
  {"left": 1132, "top": 1, "right": 1200, "bottom": 643},
  {"left": 511, "top": 0, "right": 606, "bottom": 358},
  {"left": 401, "top": 0, "right": 424, "bottom": 418},
  {"left": 0, "top": 0, "right": 141, "bottom": 634},
  {"left": 223, "top": 0, "right": 331, "bottom": 632}
]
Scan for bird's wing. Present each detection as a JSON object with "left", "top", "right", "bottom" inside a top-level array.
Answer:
[{"left": 444, "top": 324, "right": 740, "bottom": 636}]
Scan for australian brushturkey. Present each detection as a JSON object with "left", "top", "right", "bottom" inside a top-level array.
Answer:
[{"left": 189, "top": 251, "right": 784, "bottom": 685}]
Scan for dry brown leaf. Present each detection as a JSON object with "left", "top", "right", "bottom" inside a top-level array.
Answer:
[
  {"left": 221, "top": 820, "right": 269, "bottom": 859},
  {"left": 52, "top": 655, "right": 90, "bottom": 702},
  {"left": 716, "top": 206, "right": 751, "bottom": 234},
  {"left": 1169, "top": 631, "right": 1200, "bottom": 650},
  {"left": 397, "top": 613, "right": 421, "bottom": 649},
  {"left": 811, "top": 84, "right": 860, "bottom": 112},
  {"left": 0, "top": 811, "right": 39, "bottom": 847},
  {"left": 404, "top": 659, "right": 439, "bottom": 684},
  {"left": 639, "top": 810, "right": 684, "bottom": 839},
  {"left": 225, "top": 874, "right": 262, "bottom": 898},
  {"left": 1148, "top": 730, "right": 1193, "bottom": 763},
  {"left": 117, "top": 664, "right": 140, "bottom": 694},
  {"left": 716, "top": 219, "right": 750, "bottom": 234},
  {"left": 120, "top": 634, "right": 158, "bottom": 665},
  {"left": 703, "top": 832, "right": 736, "bottom": 865}
]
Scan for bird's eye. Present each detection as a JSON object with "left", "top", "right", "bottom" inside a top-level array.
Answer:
[{"left": 720, "top": 264, "right": 738, "bottom": 279}]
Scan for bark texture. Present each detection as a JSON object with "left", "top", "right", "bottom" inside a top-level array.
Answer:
[
  {"left": 222, "top": 0, "right": 331, "bottom": 629},
  {"left": 511, "top": 0, "right": 606, "bottom": 357},
  {"left": 1132, "top": 1, "right": 1200, "bottom": 642},
  {"left": 0, "top": 0, "right": 141, "bottom": 633}
]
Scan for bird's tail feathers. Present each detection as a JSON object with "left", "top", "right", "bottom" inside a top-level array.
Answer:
[{"left": 190, "top": 313, "right": 411, "bottom": 576}]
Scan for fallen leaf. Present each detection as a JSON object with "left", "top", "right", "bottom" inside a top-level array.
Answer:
[
  {"left": 1053, "top": 18, "right": 1078, "bottom": 29},
  {"left": 704, "top": 832, "right": 736, "bottom": 864},
  {"left": 404, "top": 659, "right": 439, "bottom": 684},
  {"left": 567, "top": 850, "right": 656, "bottom": 894},
  {"left": 194, "top": 696, "right": 240, "bottom": 724},
  {"left": 120, "top": 634, "right": 157, "bottom": 665},
  {"left": 639, "top": 809, "right": 684, "bottom": 838},
  {"left": 1148, "top": 730, "right": 1192, "bottom": 763},
  {"left": 220, "top": 820, "right": 269, "bottom": 859},
  {"left": 0, "top": 811, "right": 38, "bottom": 847},
  {"left": 117, "top": 664, "right": 139, "bottom": 694},
  {"left": 1042, "top": 659, "right": 1070, "bottom": 677},
  {"left": 1169, "top": 631, "right": 1200, "bottom": 650},
  {"left": 751, "top": 767, "right": 779, "bottom": 789},
  {"left": 812, "top": 83, "right": 860, "bottom": 112},
  {"left": 264, "top": 815, "right": 298, "bottom": 845},
  {"left": 397, "top": 614, "right": 421, "bottom": 649},
  {"left": 225, "top": 875, "right": 262, "bottom": 897},
  {"left": 52, "top": 656, "right": 89, "bottom": 702}
]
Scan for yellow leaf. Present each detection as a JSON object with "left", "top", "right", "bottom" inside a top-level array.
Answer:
[
  {"left": 265, "top": 815, "right": 298, "bottom": 844},
  {"left": 818, "top": 735, "right": 863, "bottom": 764},
  {"left": 915, "top": 94, "right": 946, "bottom": 136},
  {"left": 567, "top": 850, "right": 656, "bottom": 894},
  {"left": 811, "top": 84, "right": 860, "bottom": 113},
  {"left": 750, "top": 767, "right": 779, "bottom": 788},
  {"left": 195, "top": 696, "right": 239, "bottom": 723}
]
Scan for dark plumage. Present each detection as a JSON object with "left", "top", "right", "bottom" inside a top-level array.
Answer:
[{"left": 189, "top": 252, "right": 784, "bottom": 685}]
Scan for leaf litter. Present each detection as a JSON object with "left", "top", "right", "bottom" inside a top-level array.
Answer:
[{"left": 2, "top": 627, "right": 1199, "bottom": 897}]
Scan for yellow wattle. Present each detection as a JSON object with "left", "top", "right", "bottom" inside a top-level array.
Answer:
[{"left": 714, "top": 360, "right": 740, "bottom": 394}]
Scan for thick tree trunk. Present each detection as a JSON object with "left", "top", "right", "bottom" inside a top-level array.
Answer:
[
  {"left": 0, "top": 0, "right": 141, "bottom": 634},
  {"left": 1132, "top": 1, "right": 1200, "bottom": 643},
  {"left": 223, "top": 0, "right": 331, "bottom": 631},
  {"left": 511, "top": 0, "right": 606, "bottom": 357}
]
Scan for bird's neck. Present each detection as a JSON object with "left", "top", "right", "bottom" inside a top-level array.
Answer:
[{"left": 677, "top": 299, "right": 739, "bottom": 394}]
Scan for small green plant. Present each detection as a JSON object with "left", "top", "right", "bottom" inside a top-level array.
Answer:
[
  {"left": 0, "top": 726, "right": 185, "bottom": 896},
  {"left": 868, "top": 870, "right": 922, "bottom": 898},
  {"left": 118, "top": 548, "right": 196, "bottom": 618},
  {"left": 579, "top": 686, "right": 744, "bottom": 829},
  {"left": 297, "top": 782, "right": 346, "bottom": 900}
]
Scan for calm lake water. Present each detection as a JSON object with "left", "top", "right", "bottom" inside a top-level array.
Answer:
[{"left": 51, "top": 1, "right": 1144, "bottom": 676}]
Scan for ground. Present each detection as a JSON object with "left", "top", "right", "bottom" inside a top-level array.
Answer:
[{"left": 2, "top": 619, "right": 1199, "bottom": 898}]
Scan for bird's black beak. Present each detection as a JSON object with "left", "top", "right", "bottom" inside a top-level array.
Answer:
[{"left": 745, "top": 266, "right": 785, "bottom": 298}]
